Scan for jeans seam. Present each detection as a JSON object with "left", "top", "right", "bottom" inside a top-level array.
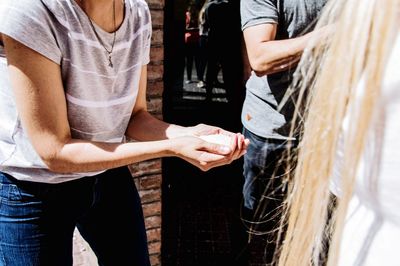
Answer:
[{"left": 0, "top": 243, "right": 6, "bottom": 265}]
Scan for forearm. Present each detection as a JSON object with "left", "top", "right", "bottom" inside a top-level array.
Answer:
[
  {"left": 250, "top": 34, "right": 310, "bottom": 75},
  {"left": 44, "top": 137, "right": 173, "bottom": 173},
  {"left": 125, "top": 110, "right": 188, "bottom": 141},
  {"left": 244, "top": 23, "right": 327, "bottom": 76}
]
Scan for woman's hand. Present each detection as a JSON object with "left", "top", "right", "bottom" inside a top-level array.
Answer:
[
  {"left": 185, "top": 124, "right": 250, "bottom": 162},
  {"left": 172, "top": 125, "right": 250, "bottom": 171},
  {"left": 184, "top": 123, "right": 227, "bottom": 137},
  {"left": 169, "top": 136, "right": 227, "bottom": 171}
]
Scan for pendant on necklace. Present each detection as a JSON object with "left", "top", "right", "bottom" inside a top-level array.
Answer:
[{"left": 108, "top": 53, "right": 113, "bottom": 68}]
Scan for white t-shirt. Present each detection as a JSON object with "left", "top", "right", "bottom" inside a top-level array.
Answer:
[{"left": 0, "top": 0, "right": 152, "bottom": 183}]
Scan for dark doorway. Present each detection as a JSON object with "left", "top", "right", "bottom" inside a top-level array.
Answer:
[{"left": 161, "top": 0, "right": 264, "bottom": 265}]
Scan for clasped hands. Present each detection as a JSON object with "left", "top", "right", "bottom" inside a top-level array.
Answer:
[{"left": 171, "top": 124, "right": 250, "bottom": 171}]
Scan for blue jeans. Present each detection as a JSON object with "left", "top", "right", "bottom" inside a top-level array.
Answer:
[
  {"left": 242, "top": 128, "right": 293, "bottom": 212},
  {"left": 242, "top": 128, "right": 295, "bottom": 263},
  {"left": 0, "top": 167, "right": 150, "bottom": 266}
]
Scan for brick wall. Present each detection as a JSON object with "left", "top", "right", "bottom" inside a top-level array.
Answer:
[{"left": 130, "top": 0, "right": 165, "bottom": 265}]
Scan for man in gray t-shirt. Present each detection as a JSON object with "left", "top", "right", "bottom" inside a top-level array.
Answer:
[{"left": 240, "top": 0, "right": 327, "bottom": 262}]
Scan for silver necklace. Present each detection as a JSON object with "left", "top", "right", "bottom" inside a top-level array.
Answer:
[{"left": 80, "top": 0, "right": 117, "bottom": 68}]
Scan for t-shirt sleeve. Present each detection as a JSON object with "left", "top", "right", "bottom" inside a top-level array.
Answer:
[
  {"left": 139, "top": 3, "right": 152, "bottom": 66},
  {"left": 0, "top": 0, "right": 62, "bottom": 64},
  {"left": 240, "top": 0, "right": 278, "bottom": 31},
  {"left": 142, "top": 23, "right": 152, "bottom": 65}
]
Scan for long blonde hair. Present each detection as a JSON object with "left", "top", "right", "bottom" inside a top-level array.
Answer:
[{"left": 277, "top": 0, "right": 399, "bottom": 265}]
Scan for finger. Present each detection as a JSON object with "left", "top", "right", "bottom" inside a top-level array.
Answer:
[
  {"left": 185, "top": 157, "right": 206, "bottom": 167},
  {"left": 243, "top": 138, "right": 250, "bottom": 148},
  {"left": 200, "top": 124, "right": 220, "bottom": 135},
  {"left": 202, "top": 159, "right": 231, "bottom": 170},
  {"left": 237, "top": 133, "right": 244, "bottom": 150},
  {"left": 200, "top": 156, "right": 233, "bottom": 171},
  {"left": 230, "top": 134, "right": 238, "bottom": 154},
  {"left": 231, "top": 137, "right": 242, "bottom": 160},
  {"left": 198, "top": 151, "right": 228, "bottom": 162},
  {"left": 218, "top": 128, "right": 237, "bottom": 138},
  {"left": 183, "top": 156, "right": 216, "bottom": 172},
  {"left": 202, "top": 141, "right": 231, "bottom": 155}
]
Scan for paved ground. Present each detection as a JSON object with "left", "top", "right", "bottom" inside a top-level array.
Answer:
[{"left": 73, "top": 229, "right": 98, "bottom": 266}]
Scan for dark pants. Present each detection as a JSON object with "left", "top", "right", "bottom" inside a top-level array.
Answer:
[
  {"left": 0, "top": 167, "right": 150, "bottom": 266},
  {"left": 185, "top": 40, "right": 200, "bottom": 81},
  {"left": 205, "top": 38, "right": 240, "bottom": 103},
  {"left": 197, "top": 35, "right": 208, "bottom": 82},
  {"left": 241, "top": 128, "right": 294, "bottom": 264}
]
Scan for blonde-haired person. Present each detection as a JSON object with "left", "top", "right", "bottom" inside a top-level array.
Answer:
[{"left": 276, "top": 0, "right": 400, "bottom": 265}]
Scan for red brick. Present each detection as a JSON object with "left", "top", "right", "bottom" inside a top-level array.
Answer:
[
  {"left": 151, "top": 29, "right": 163, "bottom": 46},
  {"left": 130, "top": 159, "right": 162, "bottom": 178},
  {"left": 146, "top": 0, "right": 164, "bottom": 9},
  {"left": 147, "top": 97, "right": 162, "bottom": 115},
  {"left": 143, "top": 202, "right": 161, "bottom": 217},
  {"left": 147, "top": 64, "right": 163, "bottom": 81},
  {"left": 139, "top": 1, "right": 163, "bottom": 257},
  {"left": 150, "top": 46, "right": 164, "bottom": 63},
  {"left": 148, "top": 241, "right": 161, "bottom": 255},
  {"left": 140, "top": 174, "right": 162, "bottom": 190},
  {"left": 145, "top": 215, "right": 162, "bottom": 229},
  {"left": 146, "top": 228, "right": 162, "bottom": 242},
  {"left": 150, "top": 10, "right": 164, "bottom": 28},
  {"left": 147, "top": 80, "right": 163, "bottom": 97},
  {"left": 139, "top": 189, "right": 161, "bottom": 204},
  {"left": 150, "top": 254, "right": 161, "bottom": 266}
]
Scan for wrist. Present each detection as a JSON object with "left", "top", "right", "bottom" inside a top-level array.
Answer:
[
  {"left": 162, "top": 138, "right": 181, "bottom": 157},
  {"left": 165, "top": 124, "right": 190, "bottom": 139}
]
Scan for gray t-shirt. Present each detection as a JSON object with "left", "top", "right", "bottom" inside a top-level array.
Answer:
[
  {"left": 240, "top": 0, "right": 327, "bottom": 139},
  {"left": 0, "top": 0, "right": 151, "bottom": 183}
]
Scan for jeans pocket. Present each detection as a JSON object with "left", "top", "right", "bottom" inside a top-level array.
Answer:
[
  {"left": 0, "top": 182, "right": 37, "bottom": 202},
  {"left": 0, "top": 187, "right": 43, "bottom": 224},
  {"left": 0, "top": 175, "right": 42, "bottom": 213}
]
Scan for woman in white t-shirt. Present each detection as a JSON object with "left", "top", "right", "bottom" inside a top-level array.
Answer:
[
  {"left": 0, "top": 0, "right": 248, "bottom": 265},
  {"left": 274, "top": 0, "right": 400, "bottom": 265}
]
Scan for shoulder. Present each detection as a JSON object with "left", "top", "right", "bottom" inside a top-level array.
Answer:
[
  {"left": 126, "top": 0, "right": 150, "bottom": 13},
  {"left": 1, "top": 0, "right": 63, "bottom": 17},
  {"left": 0, "top": 0, "right": 65, "bottom": 64},
  {"left": 0, "top": 0, "right": 44, "bottom": 19},
  {"left": 0, "top": 0, "right": 69, "bottom": 27},
  {"left": 240, "top": 0, "right": 278, "bottom": 30},
  {"left": 241, "top": 0, "right": 277, "bottom": 9},
  {"left": 125, "top": 0, "right": 151, "bottom": 23}
]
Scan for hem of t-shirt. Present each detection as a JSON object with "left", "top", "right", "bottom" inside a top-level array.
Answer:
[
  {"left": 242, "top": 123, "right": 295, "bottom": 141},
  {"left": 0, "top": 167, "right": 105, "bottom": 184},
  {"left": 0, "top": 31, "right": 61, "bottom": 65},
  {"left": 143, "top": 58, "right": 150, "bottom": 65},
  {"left": 242, "top": 18, "right": 278, "bottom": 31}
]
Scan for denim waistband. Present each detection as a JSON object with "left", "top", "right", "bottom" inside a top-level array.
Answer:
[{"left": 0, "top": 171, "right": 96, "bottom": 195}]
